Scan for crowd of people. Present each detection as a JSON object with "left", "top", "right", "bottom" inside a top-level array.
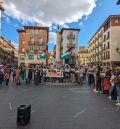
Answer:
[{"left": 0, "top": 64, "right": 120, "bottom": 106}]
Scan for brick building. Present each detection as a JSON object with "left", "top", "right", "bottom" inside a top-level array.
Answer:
[{"left": 17, "top": 26, "right": 49, "bottom": 66}]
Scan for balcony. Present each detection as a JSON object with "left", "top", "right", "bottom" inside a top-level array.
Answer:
[
  {"left": 67, "top": 43, "right": 75, "bottom": 48},
  {"left": 26, "top": 49, "right": 34, "bottom": 53},
  {"left": 37, "top": 41, "right": 43, "bottom": 46},
  {"left": 34, "top": 49, "right": 38, "bottom": 54},
  {"left": 29, "top": 41, "right": 35, "bottom": 45},
  {"left": 67, "top": 34, "right": 75, "bottom": 40}
]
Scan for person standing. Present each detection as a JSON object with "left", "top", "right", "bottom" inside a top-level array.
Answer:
[
  {"left": 79, "top": 67, "right": 84, "bottom": 85},
  {"left": 39, "top": 66, "right": 43, "bottom": 83},
  {"left": 0, "top": 71, "right": 4, "bottom": 85},
  {"left": 95, "top": 65, "right": 102, "bottom": 93},
  {"left": 109, "top": 71, "right": 116, "bottom": 100},
  {"left": 28, "top": 69, "right": 33, "bottom": 84},
  {"left": 15, "top": 68, "right": 21, "bottom": 85},
  {"left": 5, "top": 72, "right": 10, "bottom": 86},
  {"left": 34, "top": 68, "right": 39, "bottom": 85},
  {"left": 12, "top": 71, "right": 16, "bottom": 83},
  {"left": 115, "top": 69, "right": 120, "bottom": 106}
]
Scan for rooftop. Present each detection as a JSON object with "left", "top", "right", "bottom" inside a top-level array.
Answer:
[
  {"left": 17, "top": 26, "right": 49, "bottom": 33},
  {"left": 60, "top": 28, "right": 80, "bottom": 34}
]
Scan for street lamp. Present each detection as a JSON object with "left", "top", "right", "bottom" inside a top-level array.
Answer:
[{"left": 117, "top": 0, "right": 120, "bottom": 4}]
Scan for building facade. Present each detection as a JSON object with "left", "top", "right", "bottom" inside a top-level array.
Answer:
[
  {"left": 78, "top": 46, "right": 88, "bottom": 66},
  {"left": 17, "top": 26, "right": 49, "bottom": 66},
  {"left": 0, "top": 37, "right": 18, "bottom": 65},
  {"left": 88, "top": 15, "right": 120, "bottom": 67},
  {"left": 56, "top": 28, "right": 80, "bottom": 65}
]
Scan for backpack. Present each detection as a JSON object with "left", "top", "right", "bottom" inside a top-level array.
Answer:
[{"left": 114, "top": 76, "right": 120, "bottom": 85}]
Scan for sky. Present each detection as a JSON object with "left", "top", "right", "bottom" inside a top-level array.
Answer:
[{"left": 1, "top": 0, "right": 120, "bottom": 51}]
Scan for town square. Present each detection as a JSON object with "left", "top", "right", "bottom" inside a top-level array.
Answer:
[{"left": 0, "top": 0, "right": 120, "bottom": 129}]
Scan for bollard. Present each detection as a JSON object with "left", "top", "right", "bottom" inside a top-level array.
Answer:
[{"left": 17, "top": 104, "right": 31, "bottom": 125}]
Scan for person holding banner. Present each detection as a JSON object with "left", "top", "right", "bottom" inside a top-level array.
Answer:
[{"left": 64, "top": 65, "right": 71, "bottom": 83}]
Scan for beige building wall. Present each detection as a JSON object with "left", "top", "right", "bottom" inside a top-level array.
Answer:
[
  {"left": 88, "top": 15, "right": 120, "bottom": 67},
  {"left": 111, "top": 26, "right": 120, "bottom": 61}
]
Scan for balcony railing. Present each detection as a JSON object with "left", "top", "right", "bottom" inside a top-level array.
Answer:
[
  {"left": 67, "top": 43, "right": 75, "bottom": 48},
  {"left": 67, "top": 34, "right": 75, "bottom": 40},
  {"left": 26, "top": 49, "right": 34, "bottom": 53},
  {"left": 29, "top": 41, "right": 35, "bottom": 45},
  {"left": 37, "top": 42, "right": 43, "bottom": 46}
]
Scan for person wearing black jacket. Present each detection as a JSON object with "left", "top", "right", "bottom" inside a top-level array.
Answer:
[
  {"left": 96, "top": 65, "right": 102, "bottom": 92},
  {"left": 0, "top": 71, "right": 4, "bottom": 85},
  {"left": 28, "top": 69, "right": 32, "bottom": 84}
]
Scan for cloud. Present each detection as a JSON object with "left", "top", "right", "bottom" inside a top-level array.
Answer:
[
  {"left": 99, "top": 3, "right": 102, "bottom": 6},
  {"left": 12, "top": 42, "right": 18, "bottom": 50},
  {"left": 2, "top": 14, "right": 11, "bottom": 23},
  {"left": 4, "top": 0, "right": 96, "bottom": 26},
  {"left": 84, "top": 16, "right": 88, "bottom": 20},
  {"left": 62, "top": 24, "right": 69, "bottom": 28},
  {"left": 48, "top": 32, "right": 56, "bottom": 45},
  {"left": 78, "top": 22, "right": 83, "bottom": 26}
]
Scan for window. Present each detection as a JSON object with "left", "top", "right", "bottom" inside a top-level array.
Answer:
[
  {"left": 30, "top": 29, "right": 34, "bottom": 34},
  {"left": 35, "top": 30, "right": 39, "bottom": 35},
  {"left": 20, "top": 55, "right": 25, "bottom": 60},
  {"left": 38, "top": 38, "right": 43, "bottom": 45},
  {"left": 107, "top": 32, "right": 110, "bottom": 39},
  {"left": 37, "top": 55, "right": 41, "bottom": 60},
  {"left": 30, "top": 45, "right": 34, "bottom": 51},
  {"left": 108, "top": 51, "right": 110, "bottom": 59},
  {"left": 29, "top": 37, "right": 34, "bottom": 45},
  {"left": 104, "top": 22, "right": 110, "bottom": 32},
  {"left": 104, "top": 44, "right": 105, "bottom": 50},
  {"left": 22, "top": 32, "right": 25, "bottom": 37},
  {"left": 22, "top": 48, "right": 25, "bottom": 52},
  {"left": 29, "top": 55, "right": 34, "bottom": 60},
  {"left": 38, "top": 46, "right": 42, "bottom": 51},
  {"left": 39, "top": 30, "right": 43, "bottom": 34},
  {"left": 104, "top": 35, "right": 106, "bottom": 42},
  {"left": 22, "top": 40, "right": 25, "bottom": 45},
  {"left": 108, "top": 42, "right": 110, "bottom": 49},
  {"left": 115, "top": 19, "right": 119, "bottom": 24}
]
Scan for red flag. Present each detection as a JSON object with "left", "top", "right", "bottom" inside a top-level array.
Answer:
[{"left": 44, "top": 50, "right": 50, "bottom": 56}]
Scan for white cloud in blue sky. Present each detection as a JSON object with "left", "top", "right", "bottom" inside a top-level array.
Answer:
[
  {"left": 78, "top": 22, "right": 83, "bottom": 26},
  {"left": 48, "top": 32, "right": 57, "bottom": 45},
  {"left": 4, "top": 0, "right": 96, "bottom": 26}
]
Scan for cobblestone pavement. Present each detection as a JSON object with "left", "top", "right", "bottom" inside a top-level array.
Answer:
[{"left": 0, "top": 81, "right": 120, "bottom": 129}]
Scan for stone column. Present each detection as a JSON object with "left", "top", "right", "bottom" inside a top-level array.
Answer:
[{"left": 55, "top": 31, "right": 62, "bottom": 65}]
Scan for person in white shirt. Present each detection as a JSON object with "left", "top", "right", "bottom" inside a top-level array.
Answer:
[
  {"left": 109, "top": 71, "right": 116, "bottom": 99},
  {"left": 79, "top": 67, "right": 84, "bottom": 85}
]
